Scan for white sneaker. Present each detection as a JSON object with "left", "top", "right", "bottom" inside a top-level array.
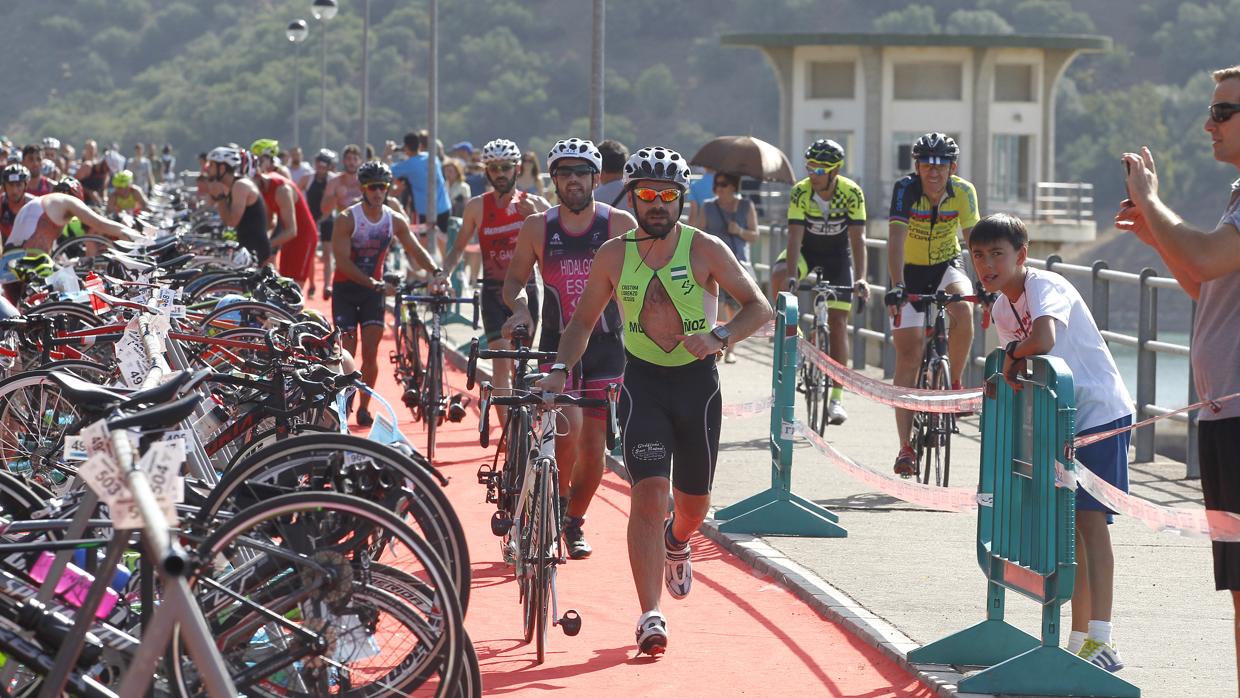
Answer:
[
  {"left": 1077, "top": 638, "right": 1124, "bottom": 672},
  {"left": 664, "top": 521, "right": 692, "bottom": 600},
  {"left": 635, "top": 610, "right": 668, "bottom": 656},
  {"left": 826, "top": 399, "right": 848, "bottom": 425}
]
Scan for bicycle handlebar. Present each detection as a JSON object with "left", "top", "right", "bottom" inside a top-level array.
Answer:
[{"left": 477, "top": 381, "right": 619, "bottom": 450}]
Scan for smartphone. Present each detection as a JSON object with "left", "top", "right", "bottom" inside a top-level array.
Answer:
[{"left": 1122, "top": 159, "right": 1133, "bottom": 207}]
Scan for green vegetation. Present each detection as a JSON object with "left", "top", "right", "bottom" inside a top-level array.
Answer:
[{"left": 1, "top": 0, "right": 1236, "bottom": 225}]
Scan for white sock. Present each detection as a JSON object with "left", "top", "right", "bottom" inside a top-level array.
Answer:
[
  {"left": 1088, "top": 620, "right": 1113, "bottom": 645},
  {"left": 1067, "top": 630, "right": 1088, "bottom": 654}
]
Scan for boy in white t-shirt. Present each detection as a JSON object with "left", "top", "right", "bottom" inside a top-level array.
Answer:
[{"left": 970, "top": 213, "right": 1134, "bottom": 673}]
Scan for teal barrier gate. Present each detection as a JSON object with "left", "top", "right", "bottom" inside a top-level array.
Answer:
[
  {"left": 713, "top": 292, "right": 845, "bottom": 537},
  {"left": 909, "top": 352, "right": 1138, "bottom": 697}
]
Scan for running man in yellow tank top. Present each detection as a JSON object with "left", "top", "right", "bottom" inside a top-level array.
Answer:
[{"left": 538, "top": 147, "right": 772, "bottom": 657}]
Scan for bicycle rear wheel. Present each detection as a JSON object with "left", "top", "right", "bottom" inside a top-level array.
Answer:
[
  {"left": 425, "top": 338, "right": 442, "bottom": 461},
  {"left": 534, "top": 464, "right": 555, "bottom": 664}
]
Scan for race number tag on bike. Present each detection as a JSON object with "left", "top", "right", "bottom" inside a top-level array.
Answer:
[
  {"left": 137, "top": 439, "right": 184, "bottom": 525},
  {"left": 78, "top": 452, "right": 143, "bottom": 530},
  {"left": 115, "top": 322, "right": 154, "bottom": 387}
]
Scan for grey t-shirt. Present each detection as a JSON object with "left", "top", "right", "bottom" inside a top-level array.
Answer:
[
  {"left": 1192, "top": 187, "right": 1240, "bottom": 421},
  {"left": 592, "top": 179, "right": 631, "bottom": 212}
]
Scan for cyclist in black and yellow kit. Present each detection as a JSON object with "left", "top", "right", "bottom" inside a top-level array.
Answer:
[
  {"left": 769, "top": 139, "right": 869, "bottom": 425},
  {"left": 883, "top": 133, "right": 979, "bottom": 477}
]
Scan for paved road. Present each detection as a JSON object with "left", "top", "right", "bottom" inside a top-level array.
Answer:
[{"left": 442, "top": 317, "right": 1230, "bottom": 697}]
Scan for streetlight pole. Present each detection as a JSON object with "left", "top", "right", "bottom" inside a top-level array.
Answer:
[
  {"left": 312, "top": 0, "right": 338, "bottom": 150},
  {"left": 426, "top": 0, "right": 439, "bottom": 259},
  {"left": 361, "top": 0, "right": 370, "bottom": 151},
  {"left": 590, "top": 0, "right": 604, "bottom": 142},
  {"left": 286, "top": 20, "right": 309, "bottom": 149}
]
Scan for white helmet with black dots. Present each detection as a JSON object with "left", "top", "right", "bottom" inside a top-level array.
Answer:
[
  {"left": 481, "top": 139, "right": 522, "bottom": 165},
  {"left": 546, "top": 138, "right": 602, "bottom": 173},
  {"left": 622, "top": 146, "right": 691, "bottom": 189}
]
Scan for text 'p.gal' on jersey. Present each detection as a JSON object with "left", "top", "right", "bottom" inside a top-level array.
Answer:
[
  {"left": 617, "top": 224, "right": 718, "bottom": 367},
  {"left": 538, "top": 203, "right": 621, "bottom": 353}
]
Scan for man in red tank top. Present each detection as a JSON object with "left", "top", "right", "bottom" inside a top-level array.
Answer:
[
  {"left": 257, "top": 169, "right": 317, "bottom": 286},
  {"left": 441, "top": 138, "right": 550, "bottom": 394}
]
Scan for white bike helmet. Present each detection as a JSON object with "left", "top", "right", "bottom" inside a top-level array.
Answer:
[
  {"left": 207, "top": 145, "right": 244, "bottom": 173},
  {"left": 481, "top": 139, "right": 521, "bottom": 165},
  {"left": 622, "top": 146, "right": 691, "bottom": 189},
  {"left": 41, "top": 137, "right": 60, "bottom": 150},
  {"left": 546, "top": 138, "right": 601, "bottom": 173}
]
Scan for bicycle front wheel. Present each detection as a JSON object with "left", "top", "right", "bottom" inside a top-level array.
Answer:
[{"left": 917, "top": 361, "right": 953, "bottom": 487}]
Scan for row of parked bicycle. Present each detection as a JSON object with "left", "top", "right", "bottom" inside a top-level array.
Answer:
[{"left": 0, "top": 183, "right": 482, "bottom": 695}]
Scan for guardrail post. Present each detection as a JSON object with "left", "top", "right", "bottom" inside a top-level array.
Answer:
[
  {"left": 714, "top": 292, "right": 846, "bottom": 537},
  {"left": 1187, "top": 300, "right": 1200, "bottom": 479},
  {"left": 1090, "top": 260, "right": 1110, "bottom": 330},
  {"left": 909, "top": 352, "right": 1139, "bottom": 697},
  {"left": 1135, "top": 268, "right": 1157, "bottom": 462}
]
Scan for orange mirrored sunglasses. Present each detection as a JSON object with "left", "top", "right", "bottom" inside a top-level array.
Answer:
[{"left": 632, "top": 187, "right": 683, "bottom": 203}]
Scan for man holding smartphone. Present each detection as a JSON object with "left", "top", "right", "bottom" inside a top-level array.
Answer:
[{"left": 1117, "top": 64, "right": 1240, "bottom": 693}]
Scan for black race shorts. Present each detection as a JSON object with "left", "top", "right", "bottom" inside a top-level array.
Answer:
[
  {"left": 480, "top": 280, "right": 540, "bottom": 343},
  {"left": 1200, "top": 417, "right": 1240, "bottom": 590},
  {"left": 619, "top": 354, "right": 721, "bottom": 496},
  {"left": 332, "top": 280, "right": 385, "bottom": 332}
]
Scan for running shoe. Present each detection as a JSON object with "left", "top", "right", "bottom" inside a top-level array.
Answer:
[
  {"left": 826, "top": 399, "right": 848, "bottom": 425},
  {"left": 664, "top": 521, "right": 692, "bottom": 599},
  {"left": 635, "top": 610, "right": 668, "bottom": 656},
  {"left": 893, "top": 445, "right": 917, "bottom": 478},
  {"left": 356, "top": 408, "right": 374, "bottom": 428},
  {"left": 1077, "top": 639, "right": 1124, "bottom": 672},
  {"left": 563, "top": 517, "right": 592, "bottom": 559}
]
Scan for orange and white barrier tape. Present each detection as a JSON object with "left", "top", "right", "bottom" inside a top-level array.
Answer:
[
  {"left": 722, "top": 396, "right": 774, "bottom": 418},
  {"left": 796, "top": 421, "right": 983, "bottom": 513},
  {"left": 798, "top": 338, "right": 983, "bottom": 414}
]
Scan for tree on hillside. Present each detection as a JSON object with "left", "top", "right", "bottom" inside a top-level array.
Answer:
[
  {"left": 873, "top": 5, "right": 940, "bottom": 33},
  {"left": 945, "top": 9, "right": 1013, "bottom": 34}
]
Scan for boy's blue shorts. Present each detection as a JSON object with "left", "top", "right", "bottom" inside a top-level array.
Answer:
[{"left": 1074, "top": 414, "right": 1133, "bottom": 524}]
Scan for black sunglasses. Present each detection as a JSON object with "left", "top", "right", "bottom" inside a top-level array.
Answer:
[
  {"left": 1210, "top": 102, "right": 1240, "bottom": 123},
  {"left": 552, "top": 164, "right": 596, "bottom": 178}
]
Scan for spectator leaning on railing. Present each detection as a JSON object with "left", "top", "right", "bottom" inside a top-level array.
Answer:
[{"left": 1116, "top": 63, "right": 1240, "bottom": 693}]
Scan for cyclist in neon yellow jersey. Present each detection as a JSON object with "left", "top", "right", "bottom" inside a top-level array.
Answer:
[
  {"left": 883, "top": 132, "right": 980, "bottom": 477},
  {"left": 770, "top": 138, "right": 869, "bottom": 425},
  {"left": 538, "top": 147, "right": 771, "bottom": 657}
]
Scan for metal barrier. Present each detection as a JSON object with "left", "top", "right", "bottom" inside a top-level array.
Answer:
[
  {"left": 750, "top": 223, "right": 1198, "bottom": 476},
  {"left": 713, "top": 292, "right": 845, "bottom": 537},
  {"left": 908, "top": 352, "right": 1139, "bottom": 697}
]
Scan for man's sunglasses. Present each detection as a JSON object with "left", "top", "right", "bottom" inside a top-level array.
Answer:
[
  {"left": 632, "top": 187, "right": 683, "bottom": 203},
  {"left": 486, "top": 163, "right": 515, "bottom": 173},
  {"left": 362, "top": 182, "right": 390, "bottom": 191},
  {"left": 806, "top": 161, "right": 842, "bottom": 176},
  {"left": 1210, "top": 102, "right": 1240, "bottom": 124},
  {"left": 552, "top": 164, "right": 597, "bottom": 178}
]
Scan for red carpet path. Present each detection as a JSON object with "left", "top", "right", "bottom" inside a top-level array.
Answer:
[{"left": 310, "top": 288, "right": 931, "bottom": 696}]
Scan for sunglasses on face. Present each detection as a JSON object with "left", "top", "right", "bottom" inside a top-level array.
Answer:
[
  {"left": 486, "top": 163, "right": 515, "bottom": 173},
  {"left": 363, "top": 182, "right": 390, "bottom": 191},
  {"left": 553, "top": 164, "right": 596, "bottom": 178},
  {"left": 1210, "top": 102, "right": 1240, "bottom": 124},
  {"left": 806, "top": 162, "right": 841, "bottom": 176},
  {"left": 633, "top": 187, "right": 683, "bottom": 203}
]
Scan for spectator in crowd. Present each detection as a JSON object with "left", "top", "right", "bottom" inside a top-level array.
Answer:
[
  {"left": 127, "top": 143, "right": 153, "bottom": 194},
  {"left": 76, "top": 140, "right": 110, "bottom": 207},
  {"left": 160, "top": 144, "right": 176, "bottom": 183},
  {"left": 288, "top": 146, "right": 313, "bottom": 190},
  {"left": 515, "top": 150, "right": 545, "bottom": 198},
  {"left": 443, "top": 158, "right": 471, "bottom": 218},
  {"left": 448, "top": 141, "right": 473, "bottom": 163},
  {"left": 464, "top": 150, "right": 487, "bottom": 197},
  {"left": 592, "top": 139, "right": 630, "bottom": 211},
  {"left": 23, "top": 146, "right": 53, "bottom": 197},
  {"left": 391, "top": 130, "right": 452, "bottom": 251},
  {"left": 1117, "top": 64, "right": 1240, "bottom": 690},
  {"left": 689, "top": 172, "right": 758, "bottom": 363},
  {"left": 685, "top": 165, "right": 715, "bottom": 221}
]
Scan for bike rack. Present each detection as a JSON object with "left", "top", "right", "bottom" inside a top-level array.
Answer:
[
  {"left": 908, "top": 352, "right": 1139, "bottom": 697},
  {"left": 713, "top": 292, "right": 846, "bottom": 537}
]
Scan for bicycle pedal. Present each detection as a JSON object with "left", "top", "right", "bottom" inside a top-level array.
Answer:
[
  {"left": 490, "top": 510, "right": 512, "bottom": 537},
  {"left": 476, "top": 463, "right": 496, "bottom": 485},
  {"left": 557, "top": 609, "right": 582, "bottom": 636},
  {"left": 401, "top": 389, "right": 418, "bottom": 407}
]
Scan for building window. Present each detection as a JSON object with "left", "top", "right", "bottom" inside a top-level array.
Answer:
[
  {"left": 994, "top": 64, "right": 1035, "bottom": 102},
  {"left": 893, "top": 62, "right": 963, "bottom": 100},
  {"left": 892, "top": 131, "right": 961, "bottom": 175},
  {"left": 991, "top": 134, "right": 1031, "bottom": 201},
  {"left": 806, "top": 61, "right": 855, "bottom": 99},
  {"left": 804, "top": 130, "right": 853, "bottom": 174}
]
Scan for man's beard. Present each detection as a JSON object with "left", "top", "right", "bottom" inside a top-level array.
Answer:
[
  {"left": 638, "top": 207, "right": 676, "bottom": 238},
  {"left": 557, "top": 185, "right": 593, "bottom": 212},
  {"left": 488, "top": 173, "right": 515, "bottom": 194}
]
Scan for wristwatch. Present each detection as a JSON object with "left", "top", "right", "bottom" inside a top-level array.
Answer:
[
  {"left": 710, "top": 325, "right": 731, "bottom": 348},
  {"left": 1004, "top": 340, "right": 1020, "bottom": 361},
  {"left": 548, "top": 363, "right": 568, "bottom": 376}
]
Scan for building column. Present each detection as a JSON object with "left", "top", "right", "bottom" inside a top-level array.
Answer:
[
  {"left": 860, "top": 46, "right": 883, "bottom": 209},
  {"left": 1041, "top": 49, "right": 1081, "bottom": 183},
  {"left": 971, "top": 47, "right": 996, "bottom": 215},
  {"left": 760, "top": 46, "right": 796, "bottom": 156}
]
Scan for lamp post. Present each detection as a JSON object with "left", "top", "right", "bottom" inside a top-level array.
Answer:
[
  {"left": 590, "top": 0, "right": 604, "bottom": 142},
  {"left": 311, "top": 0, "right": 338, "bottom": 150},
  {"left": 286, "top": 19, "right": 308, "bottom": 149},
  {"left": 360, "top": 0, "right": 370, "bottom": 151}
]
